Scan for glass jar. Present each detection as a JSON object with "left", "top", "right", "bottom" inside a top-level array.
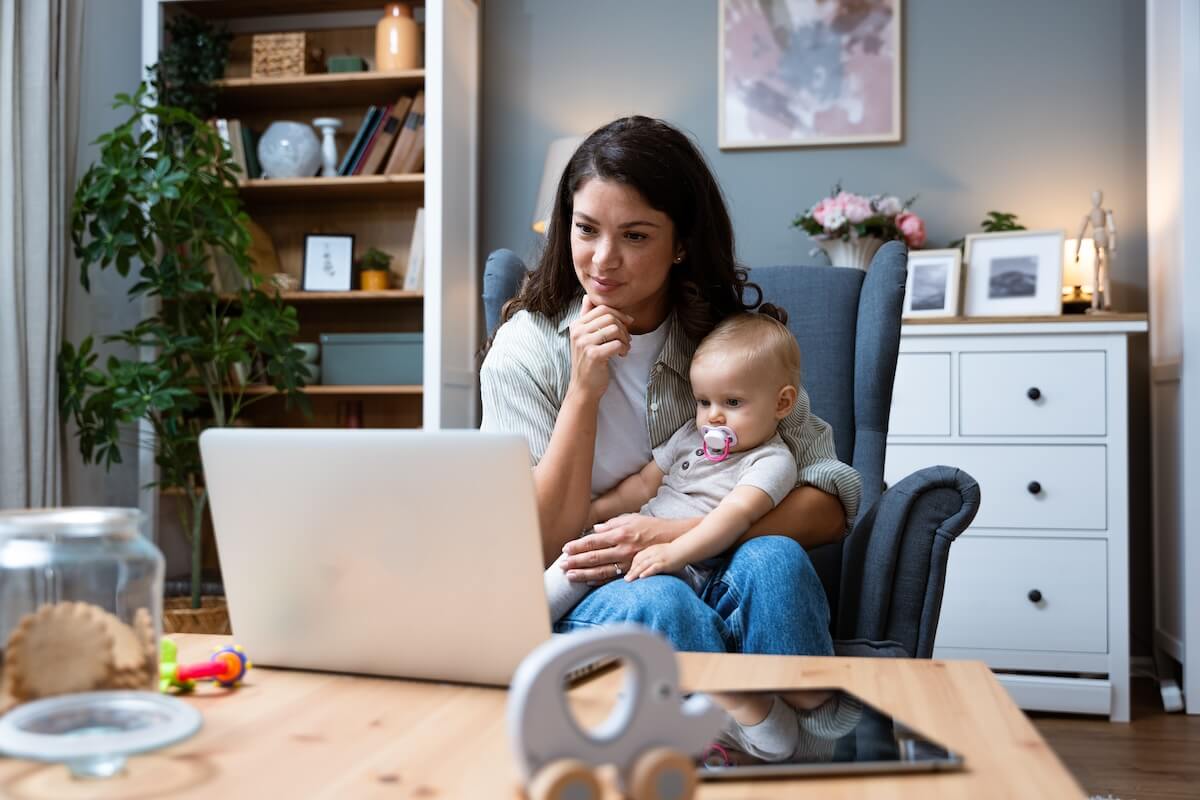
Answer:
[{"left": 0, "top": 508, "right": 164, "bottom": 712}]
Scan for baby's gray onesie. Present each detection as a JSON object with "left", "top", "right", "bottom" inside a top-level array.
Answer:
[{"left": 545, "top": 420, "right": 797, "bottom": 622}]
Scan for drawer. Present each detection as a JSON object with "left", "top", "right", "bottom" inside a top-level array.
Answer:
[
  {"left": 959, "top": 351, "right": 1106, "bottom": 436},
  {"left": 886, "top": 444, "right": 1107, "bottom": 530},
  {"left": 889, "top": 353, "right": 951, "bottom": 435},
  {"left": 936, "top": 537, "right": 1108, "bottom": 653}
]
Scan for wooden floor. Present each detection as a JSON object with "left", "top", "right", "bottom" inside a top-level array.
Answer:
[{"left": 1031, "top": 678, "right": 1200, "bottom": 799}]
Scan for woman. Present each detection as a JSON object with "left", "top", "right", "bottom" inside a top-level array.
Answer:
[{"left": 481, "top": 116, "right": 861, "bottom": 654}]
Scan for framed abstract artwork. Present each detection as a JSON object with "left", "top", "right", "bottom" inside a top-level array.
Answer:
[
  {"left": 302, "top": 233, "right": 355, "bottom": 292},
  {"left": 719, "top": 0, "right": 903, "bottom": 149}
]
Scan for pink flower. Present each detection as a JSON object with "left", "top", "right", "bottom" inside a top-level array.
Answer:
[
  {"left": 896, "top": 212, "right": 926, "bottom": 248},
  {"left": 811, "top": 198, "right": 831, "bottom": 227},
  {"left": 842, "top": 195, "right": 873, "bottom": 224}
]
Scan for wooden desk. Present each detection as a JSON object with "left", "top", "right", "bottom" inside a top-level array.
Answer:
[{"left": 0, "top": 635, "right": 1083, "bottom": 799}]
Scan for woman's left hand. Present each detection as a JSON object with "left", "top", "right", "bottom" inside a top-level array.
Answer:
[{"left": 561, "top": 514, "right": 695, "bottom": 584}]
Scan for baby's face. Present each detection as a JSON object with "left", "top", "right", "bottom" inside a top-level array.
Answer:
[{"left": 690, "top": 352, "right": 791, "bottom": 453}]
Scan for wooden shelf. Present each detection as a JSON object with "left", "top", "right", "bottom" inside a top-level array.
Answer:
[
  {"left": 237, "top": 175, "right": 423, "bottom": 202},
  {"left": 203, "top": 385, "right": 423, "bottom": 396},
  {"left": 214, "top": 70, "right": 425, "bottom": 112},
  {"left": 182, "top": 1, "right": 415, "bottom": 19},
  {"left": 220, "top": 290, "right": 423, "bottom": 303}
]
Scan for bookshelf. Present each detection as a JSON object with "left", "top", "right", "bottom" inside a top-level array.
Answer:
[
  {"left": 236, "top": 174, "right": 424, "bottom": 201},
  {"left": 141, "top": 0, "right": 479, "bottom": 544}
]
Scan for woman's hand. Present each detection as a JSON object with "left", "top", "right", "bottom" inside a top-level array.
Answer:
[
  {"left": 566, "top": 296, "right": 633, "bottom": 402},
  {"left": 562, "top": 514, "right": 696, "bottom": 584}
]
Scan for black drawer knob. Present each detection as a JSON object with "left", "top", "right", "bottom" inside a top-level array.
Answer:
[
  {"left": 1028, "top": 589, "right": 1043, "bottom": 603},
  {"left": 1027, "top": 481, "right": 1042, "bottom": 495},
  {"left": 1027, "top": 387, "right": 1042, "bottom": 401}
]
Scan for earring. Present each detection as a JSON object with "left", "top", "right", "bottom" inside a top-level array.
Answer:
[{"left": 673, "top": 254, "right": 684, "bottom": 263}]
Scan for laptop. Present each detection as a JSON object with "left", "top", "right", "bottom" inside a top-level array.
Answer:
[{"left": 199, "top": 428, "right": 560, "bottom": 686}]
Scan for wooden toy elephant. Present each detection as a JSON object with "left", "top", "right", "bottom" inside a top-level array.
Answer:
[{"left": 507, "top": 624, "right": 724, "bottom": 800}]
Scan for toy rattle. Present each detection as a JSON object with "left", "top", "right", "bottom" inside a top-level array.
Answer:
[
  {"left": 700, "top": 425, "right": 737, "bottom": 463},
  {"left": 508, "top": 624, "right": 724, "bottom": 800},
  {"left": 158, "top": 638, "right": 251, "bottom": 693}
]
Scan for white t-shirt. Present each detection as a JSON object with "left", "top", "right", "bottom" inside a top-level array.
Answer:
[{"left": 590, "top": 318, "right": 670, "bottom": 496}]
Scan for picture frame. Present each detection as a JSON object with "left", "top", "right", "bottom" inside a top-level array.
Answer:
[
  {"left": 963, "top": 230, "right": 1065, "bottom": 318},
  {"left": 718, "top": 0, "right": 903, "bottom": 150},
  {"left": 301, "top": 233, "right": 355, "bottom": 292},
  {"left": 903, "top": 248, "right": 962, "bottom": 319}
]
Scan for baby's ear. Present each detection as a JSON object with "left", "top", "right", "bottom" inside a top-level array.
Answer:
[{"left": 776, "top": 385, "right": 798, "bottom": 419}]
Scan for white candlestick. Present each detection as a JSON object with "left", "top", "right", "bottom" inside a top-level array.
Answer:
[{"left": 312, "top": 117, "right": 343, "bottom": 177}]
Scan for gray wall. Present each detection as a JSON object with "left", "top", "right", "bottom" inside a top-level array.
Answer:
[
  {"left": 64, "top": 0, "right": 144, "bottom": 508},
  {"left": 481, "top": 0, "right": 1154, "bottom": 651}
]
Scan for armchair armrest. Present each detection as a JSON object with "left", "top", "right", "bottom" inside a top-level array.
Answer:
[{"left": 834, "top": 466, "right": 980, "bottom": 658}]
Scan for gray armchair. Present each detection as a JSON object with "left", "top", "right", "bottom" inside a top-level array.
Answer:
[{"left": 482, "top": 242, "right": 980, "bottom": 658}]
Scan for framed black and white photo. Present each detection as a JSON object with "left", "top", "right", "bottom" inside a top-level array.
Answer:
[
  {"left": 963, "top": 230, "right": 1065, "bottom": 317},
  {"left": 903, "top": 248, "right": 961, "bottom": 319},
  {"left": 302, "top": 233, "right": 355, "bottom": 292}
]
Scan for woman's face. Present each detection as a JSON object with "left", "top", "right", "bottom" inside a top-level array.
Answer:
[{"left": 570, "top": 178, "right": 681, "bottom": 334}]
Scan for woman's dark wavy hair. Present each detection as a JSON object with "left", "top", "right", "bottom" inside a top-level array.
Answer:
[{"left": 500, "top": 116, "right": 766, "bottom": 342}]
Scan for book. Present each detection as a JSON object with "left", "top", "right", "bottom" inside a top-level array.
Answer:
[
  {"left": 402, "top": 207, "right": 425, "bottom": 292},
  {"left": 336, "top": 106, "right": 379, "bottom": 176},
  {"left": 384, "top": 91, "right": 425, "bottom": 175},
  {"left": 214, "top": 118, "right": 233, "bottom": 159},
  {"left": 351, "top": 104, "right": 390, "bottom": 175},
  {"left": 359, "top": 94, "right": 412, "bottom": 175},
  {"left": 400, "top": 123, "right": 424, "bottom": 174},
  {"left": 226, "top": 119, "right": 248, "bottom": 178},
  {"left": 240, "top": 123, "right": 261, "bottom": 179}
]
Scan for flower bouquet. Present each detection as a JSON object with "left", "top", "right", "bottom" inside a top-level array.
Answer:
[{"left": 793, "top": 186, "right": 926, "bottom": 270}]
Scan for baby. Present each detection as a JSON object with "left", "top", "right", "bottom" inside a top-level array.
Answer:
[{"left": 545, "top": 309, "right": 803, "bottom": 622}]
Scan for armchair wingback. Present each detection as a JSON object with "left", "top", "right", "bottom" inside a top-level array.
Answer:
[{"left": 481, "top": 243, "right": 980, "bottom": 657}]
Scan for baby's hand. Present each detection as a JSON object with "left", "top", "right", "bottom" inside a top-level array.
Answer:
[{"left": 625, "top": 543, "right": 685, "bottom": 581}]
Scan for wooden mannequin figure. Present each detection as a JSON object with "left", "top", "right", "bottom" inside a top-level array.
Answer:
[{"left": 1074, "top": 190, "right": 1117, "bottom": 312}]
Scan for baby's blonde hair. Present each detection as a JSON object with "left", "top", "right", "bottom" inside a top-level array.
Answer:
[{"left": 693, "top": 312, "right": 801, "bottom": 388}]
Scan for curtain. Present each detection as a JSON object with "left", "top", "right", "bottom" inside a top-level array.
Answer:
[{"left": 0, "top": 0, "right": 84, "bottom": 508}]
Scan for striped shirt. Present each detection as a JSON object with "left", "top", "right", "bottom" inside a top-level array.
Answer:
[{"left": 480, "top": 303, "right": 862, "bottom": 524}]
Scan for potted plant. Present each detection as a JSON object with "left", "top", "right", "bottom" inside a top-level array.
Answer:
[
  {"left": 793, "top": 186, "right": 926, "bottom": 270},
  {"left": 58, "top": 85, "right": 311, "bottom": 632},
  {"left": 357, "top": 247, "right": 393, "bottom": 291}
]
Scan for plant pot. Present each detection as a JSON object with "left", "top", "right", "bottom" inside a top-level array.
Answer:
[
  {"left": 163, "top": 595, "right": 231, "bottom": 635},
  {"left": 816, "top": 236, "right": 886, "bottom": 271},
  {"left": 360, "top": 269, "right": 390, "bottom": 291}
]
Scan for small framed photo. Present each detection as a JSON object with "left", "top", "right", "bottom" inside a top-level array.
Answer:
[
  {"left": 963, "top": 230, "right": 1065, "bottom": 317},
  {"left": 903, "top": 249, "right": 962, "bottom": 319},
  {"left": 302, "top": 233, "right": 355, "bottom": 292}
]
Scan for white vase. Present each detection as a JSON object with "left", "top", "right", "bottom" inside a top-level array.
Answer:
[
  {"left": 257, "top": 121, "right": 321, "bottom": 179},
  {"left": 817, "top": 237, "right": 887, "bottom": 271}
]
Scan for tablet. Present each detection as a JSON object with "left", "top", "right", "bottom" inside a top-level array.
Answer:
[{"left": 697, "top": 688, "right": 964, "bottom": 779}]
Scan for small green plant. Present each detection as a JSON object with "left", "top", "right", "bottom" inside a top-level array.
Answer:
[
  {"left": 949, "top": 211, "right": 1027, "bottom": 251},
  {"left": 357, "top": 247, "right": 393, "bottom": 272},
  {"left": 58, "top": 85, "right": 311, "bottom": 610},
  {"left": 151, "top": 13, "right": 232, "bottom": 126}
]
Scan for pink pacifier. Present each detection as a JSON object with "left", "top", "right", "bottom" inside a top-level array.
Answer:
[{"left": 701, "top": 425, "right": 738, "bottom": 462}]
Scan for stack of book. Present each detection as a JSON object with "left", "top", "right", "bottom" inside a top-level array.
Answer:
[
  {"left": 214, "top": 118, "right": 262, "bottom": 179},
  {"left": 337, "top": 91, "right": 426, "bottom": 176}
]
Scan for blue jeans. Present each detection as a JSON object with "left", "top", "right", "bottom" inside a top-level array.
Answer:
[{"left": 553, "top": 535, "right": 834, "bottom": 655}]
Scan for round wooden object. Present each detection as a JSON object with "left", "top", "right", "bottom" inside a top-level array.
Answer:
[
  {"left": 527, "top": 758, "right": 601, "bottom": 800},
  {"left": 628, "top": 747, "right": 697, "bottom": 800}
]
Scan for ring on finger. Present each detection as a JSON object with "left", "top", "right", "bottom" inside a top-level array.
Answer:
[{"left": 613, "top": 563, "right": 623, "bottom": 577}]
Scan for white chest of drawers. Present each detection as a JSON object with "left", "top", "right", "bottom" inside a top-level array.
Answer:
[{"left": 885, "top": 316, "right": 1148, "bottom": 722}]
